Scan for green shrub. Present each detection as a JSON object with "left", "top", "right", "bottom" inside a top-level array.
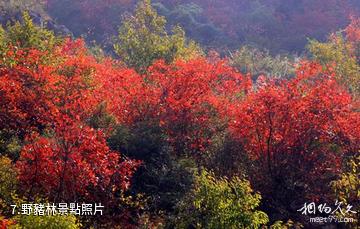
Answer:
[
  {"left": 11, "top": 215, "right": 81, "bottom": 229},
  {"left": 114, "top": 0, "right": 201, "bottom": 73},
  {"left": 172, "top": 169, "right": 269, "bottom": 229}
]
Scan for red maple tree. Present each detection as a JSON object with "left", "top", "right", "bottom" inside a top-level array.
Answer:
[
  {"left": 228, "top": 62, "right": 359, "bottom": 203},
  {"left": 0, "top": 39, "right": 140, "bottom": 202},
  {"left": 120, "top": 58, "right": 251, "bottom": 155},
  {"left": 17, "top": 123, "right": 138, "bottom": 201}
]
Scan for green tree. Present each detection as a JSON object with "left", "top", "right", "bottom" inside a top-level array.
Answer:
[
  {"left": 11, "top": 215, "right": 81, "bottom": 229},
  {"left": 0, "top": 11, "right": 62, "bottom": 67},
  {"left": 0, "top": 156, "right": 17, "bottom": 214},
  {"left": 114, "top": 0, "right": 201, "bottom": 73},
  {"left": 108, "top": 122, "right": 196, "bottom": 223},
  {"left": 308, "top": 33, "right": 360, "bottom": 96},
  {"left": 172, "top": 169, "right": 269, "bottom": 229},
  {"left": 1, "top": 11, "right": 60, "bottom": 51},
  {"left": 230, "top": 45, "right": 295, "bottom": 79},
  {"left": 331, "top": 154, "right": 360, "bottom": 225}
]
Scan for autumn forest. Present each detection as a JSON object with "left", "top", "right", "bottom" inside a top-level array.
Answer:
[{"left": 0, "top": 0, "right": 359, "bottom": 228}]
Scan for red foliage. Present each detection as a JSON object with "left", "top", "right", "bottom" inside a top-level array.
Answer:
[
  {"left": 0, "top": 217, "right": 15, "bottom": 229},
  {"left": 92, "top": 60, "right": 149, "bottom": 125},
  {"left": 0, "top": 51, "right": 53, "bottom": 136},
  {"left": 0, "top": 39, "right": 98, "bottom": 136},
  {"left": 0, "top": 39, "right": 140, "bottom": 201},
  {"left": 228, "top": 62, "right": 360, "bottom": 201},
  {"left": 98, "top": 57, "right": 250, "bottom": 155},
  {"left": 17, "top": 123, "right": 139, "bottom": 201},
  {"left": 135, "top": 58, "right": 250, "bottom": 154}
]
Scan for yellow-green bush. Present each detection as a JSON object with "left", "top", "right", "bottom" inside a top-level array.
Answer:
[
  {"left": 172, "top": 169, "right": 268, "bottom": 229},
  {"left": 114, "top": 0, "right": 201, "bottom": 73}
]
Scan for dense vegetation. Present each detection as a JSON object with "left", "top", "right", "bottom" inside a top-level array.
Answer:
[
  {"left": 44, "top": 0, "right": 360, "bottom": 53},
  {"left": 0, "top": 0, "right": 359, "bottom": 228}
]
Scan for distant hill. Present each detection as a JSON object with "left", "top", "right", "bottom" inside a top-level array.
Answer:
[{"left": 4, "top": 0, "right": 360, "bottom": 54}]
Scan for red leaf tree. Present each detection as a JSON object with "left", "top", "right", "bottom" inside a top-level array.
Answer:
[
  {"left": 0, "top": 39, "right": 140, "bottom": 203},
  {"left": 228, "top": 62, "right": 359, "bottom": 218},
  {"left": 17, "top": 123, "right": 138, "bottom": 201},
  {"left": 149, "top": 59, "right": 249, "bottom": 154},
  {"left": 112, "top": 58, "right": 250, "bottom": 155}
]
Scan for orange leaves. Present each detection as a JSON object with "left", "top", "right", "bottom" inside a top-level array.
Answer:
[
  {"left": 0, "top": 39, "right": 141, "bottom": 201},
  {"left": 0, "top": 217, "right": 15, "bottom": 229},
  {"left": 0, "top": 64, "right": 54, "bottom": 135},
  {"left": 0, "top": 39, "right": 100, "bottom": 136},
  {"left": 17, "top": 136, "right": 58, "bottom": 195},
  {"left": 230, "top": 62, "right": 355, "bottom": 159},
  {"left": 3, "top": 27, "right": 358, "bottom": 214},
  {"left": 17, "top": 123, "right": 140, "bottom": 200},
  {"left": 142, "top": 58, "right": 248, "bottom": 153},
  {"left": 93, "top": 61, "right": 148, "bottom": 124},
  {"left": 228, "top": 61, "right": 359, "bottom": 200},
  {"left": 93, "top": 57, "right": 249, "bottom": 154}
]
